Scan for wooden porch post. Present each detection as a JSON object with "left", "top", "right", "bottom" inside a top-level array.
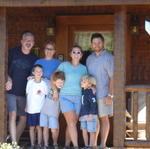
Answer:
[
  {"left": 0, "top": 8, "right": 7, "bottom": 142},
  {"left": 113, "top": 7, "right": 127, "bottom": 148}
]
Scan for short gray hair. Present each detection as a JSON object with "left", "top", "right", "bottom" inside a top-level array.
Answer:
[{"left": 21, "top": 31, "right": 34, "bottom": 40}]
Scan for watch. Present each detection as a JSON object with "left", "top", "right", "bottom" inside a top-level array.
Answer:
[{"left": 107, "top": 93, "right": 114, "bottom": 98}]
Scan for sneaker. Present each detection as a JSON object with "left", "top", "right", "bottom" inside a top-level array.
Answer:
[
  {"left": 5, "top": 135, "right": 11, "bottom": 143},
  {"left": 36, "top": 144, "right": 42, "bottom": 149}
]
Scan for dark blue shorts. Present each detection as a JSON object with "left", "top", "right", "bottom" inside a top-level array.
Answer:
[{"left": 27, "top": 113, "right": 40, "bottom": 126}]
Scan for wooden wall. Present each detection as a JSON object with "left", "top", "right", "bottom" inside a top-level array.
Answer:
[{"left": 128, "top": 15, "right": 150, "bottom": 84}]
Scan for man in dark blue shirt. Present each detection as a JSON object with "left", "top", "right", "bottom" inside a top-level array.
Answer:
[{"left": 6, "top": 31, "right": 37, "bottom": 143}]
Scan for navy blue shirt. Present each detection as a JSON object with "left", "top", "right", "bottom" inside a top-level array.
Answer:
[
  {"left": 80, "top": 88, "right": 98, "bottom": 116},
  {"left": 8, "top": 47, "right": 37, "bottom": 96}
]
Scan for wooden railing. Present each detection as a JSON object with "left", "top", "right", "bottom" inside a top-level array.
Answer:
[{"left": 125, "top": 85, "right": 150, "bottom": 148}]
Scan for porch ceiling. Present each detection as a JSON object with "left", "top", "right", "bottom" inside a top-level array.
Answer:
[
  {"left": 6, "top": 5, "right": 150, "bottom": 18},
  {"left": 0, "top": 0, "right": 150, "bottom": 7}
]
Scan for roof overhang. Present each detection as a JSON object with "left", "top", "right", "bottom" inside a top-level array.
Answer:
[{"left": 0, "top": 0, "right": 150, "bottom": 7}]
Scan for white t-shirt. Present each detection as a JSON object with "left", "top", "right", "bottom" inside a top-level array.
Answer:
[{"left": 26, "top": 79, "right": 48, "bottom": 114}]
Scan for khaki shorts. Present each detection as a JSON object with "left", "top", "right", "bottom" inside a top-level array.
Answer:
[{"left": 97, "top": 98, "right": 113, "bottom": 118}]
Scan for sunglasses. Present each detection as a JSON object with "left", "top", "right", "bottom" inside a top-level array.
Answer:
[
  {"left": 72, "top": 51, "right": 81, "bottom": 55},
  {"left": 45, "top": 48, "right": 54, "bottom": 51}
]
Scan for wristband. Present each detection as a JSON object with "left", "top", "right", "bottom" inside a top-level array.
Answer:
[{"left": 107, "top": 93, "right": 114, "bottom": 98}]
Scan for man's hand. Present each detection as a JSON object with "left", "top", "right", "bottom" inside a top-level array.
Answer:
[
  {"left": 104, "top": 96, "right": 113, "bottom": 105},
  {"left": 5, "top": 79, "right": 12, "bottom": 91},
  {"left": 27, "top": 76, "right": 34, "bottom": 80}
]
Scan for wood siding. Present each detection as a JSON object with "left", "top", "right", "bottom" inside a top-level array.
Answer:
[{"left": 0, "top": 8, "right": 7, "bottom": 142}]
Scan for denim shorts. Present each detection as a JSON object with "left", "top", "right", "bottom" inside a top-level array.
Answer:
[
  {"left": 80, "top": 116, "right": 98, "bottom": 132},
  {"left": 6, "top": 93, "right": 26, "bottom": 116},
  {"left": 59, "top": 95, "right": 81, "bottom": 114},
  {"left": 40, "top": 113, "right": 59, "bottom": 129}
]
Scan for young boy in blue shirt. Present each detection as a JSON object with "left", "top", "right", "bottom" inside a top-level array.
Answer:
[{"left": 79, "top": 74, "right": 98, "bottom": 148}]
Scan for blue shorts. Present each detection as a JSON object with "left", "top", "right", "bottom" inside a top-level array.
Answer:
[
  {"left": 59, "top": 95, "right": 81, "bottom": 114},
  {"left": 40, "top": 113, "right": 59, "bottom": 129},
  {"left": 80, "top": 116, "right": 98, "bottom": 132},
  {"left": 27, "top": 113, "right": 40, "bottom": 126}
]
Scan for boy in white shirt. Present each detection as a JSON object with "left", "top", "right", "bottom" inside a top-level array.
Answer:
[{"left": 26, "top": 64, "right": 48, "bottom": 149}]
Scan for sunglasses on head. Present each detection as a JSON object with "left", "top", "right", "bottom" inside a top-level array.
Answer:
[
  {"left": 45, "top": 48, "right": 54, "bottom": 51},
  {"left": 72, "top": 51, "right": 81, "bottom": 54}
]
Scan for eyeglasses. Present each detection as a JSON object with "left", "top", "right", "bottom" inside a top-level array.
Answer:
[
  {"left": 45, "top": 48, "right": 54, "bottom": 51},
  {"left": 72, "top": 51, "right": 81, "bottom": 55}
]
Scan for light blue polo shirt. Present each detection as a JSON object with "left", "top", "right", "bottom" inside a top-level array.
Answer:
[
  {"left": 58, "top": 62, "right": 87, "bottom": 96},
  {"left": 86, "top": 50, "right": 114, "bottom": 99},
  {"left": 35, "top": 58, "right": 61, "bottom": 79}
]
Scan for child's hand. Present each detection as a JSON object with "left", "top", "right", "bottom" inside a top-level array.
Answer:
[
  {"left": 104, "top": 96, "right": 113, "bottom": 105},
  {"left": 90, "top": 86, "right": 96, "bottom": 94},
  {"left": 52, "top": 91, "right": 59, "bottom": 101},
  {"left": 5, "top": 80, "right": 12, "bottom": 91},
  {"left": 87, "top": 114, "right": 93, "bottom": 121}
]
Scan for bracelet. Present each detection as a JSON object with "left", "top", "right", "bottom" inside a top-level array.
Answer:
[{"left": 107, "top": 93, "right": 114, "bottom": 98}]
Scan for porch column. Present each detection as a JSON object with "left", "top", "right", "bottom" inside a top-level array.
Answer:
[
  {"left": 113, "top": 7, "right": 127, "bottom": 148},
  {"left": 0, "top": 8, "right": 7, "bottom": 142}
]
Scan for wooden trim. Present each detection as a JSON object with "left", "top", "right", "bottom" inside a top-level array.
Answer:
[
  {"left": 125, "top": 85, "right": 150, "bottom": 92},
  {"left": 56, "top": 15, "right": 114, "bottom": 25},
  {"left": 125, "top": 140, "right": 150, "bottom": 147},
  {"left": 0, "top": 0, "right": 150, "bottom": 7},
  {"left": 0, "top": 8, "right": 7, "bottom": 141},
  {"left": 113, "top": 6, "right": 127, "bottom": 147}
]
